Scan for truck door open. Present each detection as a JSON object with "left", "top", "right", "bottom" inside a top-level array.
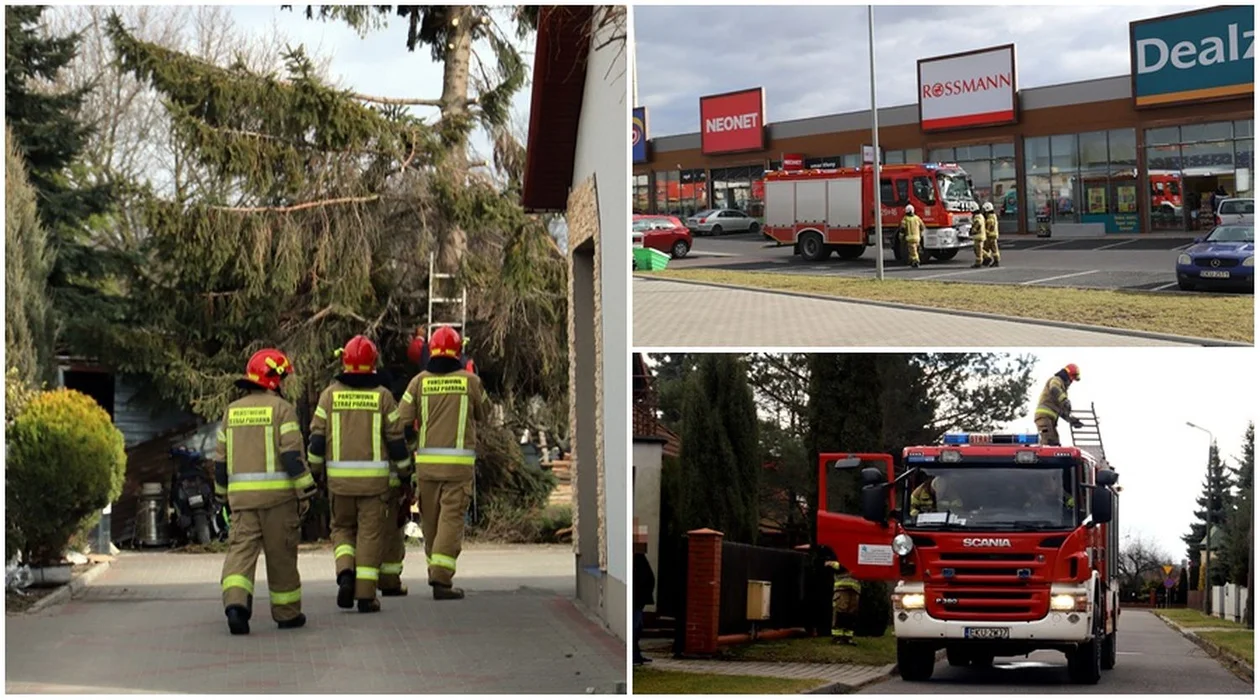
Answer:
[{"left": 816, "top": 452, "right": 901, "bottom": 580}]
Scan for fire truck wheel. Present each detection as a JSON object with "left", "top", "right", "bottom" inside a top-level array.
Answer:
[
  {"left": 896, "top": 640, "right": 936, "bottom": 682},
  {"left": 834, "top": 244, "right": 864, "bottom": 260},
  {"left": 932, "top": 248, "right": 959, "bottom": 261},
  {"left": 1067, "top": 611, "right": 1104, "bottom": 684},
  {"left": 1101, "top": 630, "right": 1117, "bottom": 670},
  {"left": 970, "top": 653, "right": 994, "bottom": 668},
  {"left": 798, "top": 232, "right": 830, "bottom": 262}
]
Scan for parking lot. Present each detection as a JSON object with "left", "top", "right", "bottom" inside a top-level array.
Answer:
[{"left": 672, "top": 232, "right": 1249, "bottom": 294}]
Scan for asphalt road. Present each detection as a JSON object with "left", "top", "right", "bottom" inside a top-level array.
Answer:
[
  {"left": 859, "top": 610, "right": 1252, "bottom": 694},
  {"left": 675, "top": 232, "right": 1250, "bottom": 294}
]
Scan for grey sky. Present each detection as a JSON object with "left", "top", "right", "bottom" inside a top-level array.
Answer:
[{"left": 634, "top": 5, "right": 1201, "bottom": 138}]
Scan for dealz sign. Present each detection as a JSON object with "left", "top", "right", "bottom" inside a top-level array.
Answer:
[
  {"left": 918, "top": 45, "right": 1018, "bottom": 132},
  {"left": 700, "top": 87, "right": 766, "bottom": 155},
  {"left": 1131, "top": 6, "right": 1254, "bottom": 108}
]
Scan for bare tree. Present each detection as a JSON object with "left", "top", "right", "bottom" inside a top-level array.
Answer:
[{"left": 1118, "top": 531, "right": 1172, "bottom": 598}]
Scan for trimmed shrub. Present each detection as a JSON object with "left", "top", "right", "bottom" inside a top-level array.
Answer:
[{"left": 8, "top": 389, "right": 126, "bottom": 565}]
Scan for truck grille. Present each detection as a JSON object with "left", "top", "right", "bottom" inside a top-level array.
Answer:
[
  {"left": 921, "top": 550, "right": 1051, "bottom": 621},
  {"left": 927, "top": 586, "right": 1048, "bottom": 620}
]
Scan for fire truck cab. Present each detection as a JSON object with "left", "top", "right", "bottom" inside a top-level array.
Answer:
[
  {"left": 763, "top": 163, "right": 980, "bottom": 263},
  {"left": 817, "top": 433, "right": 1121, "bottom": 685}
]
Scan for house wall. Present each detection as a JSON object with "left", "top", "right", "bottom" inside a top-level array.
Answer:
[{"left": 633, "top": 440, "right": 663, "bottom": 612}]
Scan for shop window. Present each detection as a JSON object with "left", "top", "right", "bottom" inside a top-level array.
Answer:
[
  {"left": 905, "top": 148, "right": 924, "bottom": 163},
  {"left": 957, "top": 144, "right": 992, "bottom": 161},
  {"left": 1025, "top": 174, "right": 1053, "bottom": 229},
  {"left": 1024, "top": 137, "right": 1051, "bottom": 175},
  {"left": 1146, "top": 127, "right": 1181, "bottom": 146},
  {"left": 1236, "top": 139, "right": 1253, "bottom": 171},
  {"left": 842, "top": 154, "right": 861, "bottom": 168},
  {"left": 1180, "top": 121, "right": 1233, "bottom": 143},
  {"left": 1235, "top": 120, "right": 1254, "bottom": 139},
  {"left": 993, "top": 157, "right": 1016, "bottom": 181},
  {"left": 929, "top": 148, "right": 953, "bottom": 163},
  {"left": 1051, "top": 134, "right": 1077, "bottom": 171},
  {"left": 1108, "top": 129, "right": 1137, "bottom": 165},
  {"left": 1146, "top": 145, "right": 1182, "bottom": 171},
  {"left": 1181, "top": 141, "right": 1234, "bottom": 174},
  {"left": 1079, "top": 131, "right": 1108, "bottom": 169},
  {"left": 633, "top": 174, "right": 650, "bottom": 214},
  {"left": 1080, "top": 171, "right": 1110, "bottom": 215},
  {"left": 886, "top": 150, "right": 905, "bottom": 165},
  {"left": 992, "top": 143, "right": 1015, "bottom": 159}
]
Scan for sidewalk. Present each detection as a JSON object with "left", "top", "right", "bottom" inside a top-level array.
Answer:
[
  {"left": 643, "top": 655, "right": 892, "bottom": 692},
  {"left": 5, "top": 544, "right": 625, "bottom": 694},
  {"left": 1153, "top": 612, "right": 1254, "bottom": 683},
  {"left": 634, "top": 278, "right": 1201, "bottom": 347}
]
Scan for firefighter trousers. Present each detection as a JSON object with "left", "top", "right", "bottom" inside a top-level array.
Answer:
[
  {"left": 379, "top": 485, "right": 407, "bottom": 592},
  {"left": 973, "top": 236, "right": 987, "bottom": 264},
  {"left": 1034, "top": 416, "right": 1061, "bottom": 446},
  {"left": 418, "top": 475, "right": 473, "bottom": 587},
  {"left": 832, "top": 587, "right": 859, "bottom": 639},
  {"left": 983, "top": 236, "right": 1000, "bottom": 263},
  {"left": 905, "top": 235, "right": 921, "bottom": 265},
  {"left": 330, "top": 491, "right": 389, "bottom": 600},
  {"left": 220, "top": 501, "right": 302, "bottom": 623}
]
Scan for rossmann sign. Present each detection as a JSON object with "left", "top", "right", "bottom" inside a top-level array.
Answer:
[
  {"left": 1131, "top": 6, "right": 1254, "bottom": 108},
  {"left": 918, "top": 45, "right": 1018, "bottom": 132},
  {"left": 700, "top": 87, "right": 766, "bottom": 155}
]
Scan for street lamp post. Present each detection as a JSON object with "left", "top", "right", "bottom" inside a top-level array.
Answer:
[
  {"left": 1187, "top": 421, "right": 1215, "bottom": 615},
  {"left": 867, "top": 5, "right": 884, "bottom": 281}
]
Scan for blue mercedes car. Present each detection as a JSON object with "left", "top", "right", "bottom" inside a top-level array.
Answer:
[{"left": 1176, "top": 224, "right": 1254, "bottom": 292}]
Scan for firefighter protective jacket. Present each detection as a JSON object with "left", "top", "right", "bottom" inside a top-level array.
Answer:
[
  {"left": 1035, "top": 373, "right": 1073, "bottom": 422},
  {"left": 900, "top": 214, "right": 926, "bottom": 240},
  {"left": 213, "top": 390, "right": 315, "bottom": 510},
  {"left": 985, "top": 212, "right": 999, "bottom": 239},
  {"left": 971, "top": 211, "right": 988, "bottom": 241},
  {"left": 397, "top": 367, "right": 490, "bottom": 480},
  {"left": 307, "top": 376, "right": 412, "bottom": 496}
]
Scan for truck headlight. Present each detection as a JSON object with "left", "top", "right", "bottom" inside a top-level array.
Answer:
[
  {"left": 1050, "top": 593, "right": 1089, "bottom": 612},
  {"left": 892, "top": 534, "right": 914, "bottom": 556},
  {"left": 1178, "top": 254, "right": 1192, "bottom": 265},
  {"left": 894, "top": 593, "right": 926, "bottom": 610},
  {"left": 1244, "top": 256, "right": 1254, "bottom": 267}
]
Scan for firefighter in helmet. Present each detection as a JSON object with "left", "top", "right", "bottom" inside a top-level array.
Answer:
[
  {"left": 824, "top": 557, "right": 861, "bottom": 644},
  {"left": 307, "top": 336, "right": 413, "bottom": 613},
  {"left": 900, "top": 204, "right": 925, "bottom": 268},
  {"left": 1025, "top": 470, "right": 1074, "bottom": 512},
  {"left": 982, "top": 201, "right": 1001, "bottom": 267},
  {"left": 1034, "top": 364, "right": 1083, "bottom": 446},
  {"left": 970, "top": 204, "right": 989, "bottom": 268},
  {"left": 910, "top": 474, "right": 963, "bottom": 516},
  {"left": 396, "top": 325, "right": 490, "bottom": 600},
  {"left": 214, "top": 349, "right": 315, "bottom": 635}
]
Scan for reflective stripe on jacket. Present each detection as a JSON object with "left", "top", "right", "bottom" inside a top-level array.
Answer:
[
  {"left": 901, "top": 215, "right": 925, "bottom": 240},
  {"left": 397, "top": 369, "right": 489, "bottom": 479},
  {"left": 213, "top": 391, "right": 312, "bottom": 510},
  {"left": 308, "top": 380, "right": 410, "bottom": 497},
  {"left": 1035, "top": 375, "right": 1071, "bottom": 421}
]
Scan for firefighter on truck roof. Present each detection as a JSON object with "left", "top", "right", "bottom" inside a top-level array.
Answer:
[{"left": 1034, "top": 364, "right": 1083, "bottom": 446}]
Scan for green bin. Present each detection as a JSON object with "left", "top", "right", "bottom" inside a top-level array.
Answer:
[{"left": 633, "top": 247, "right": 670, "bottom": 271}]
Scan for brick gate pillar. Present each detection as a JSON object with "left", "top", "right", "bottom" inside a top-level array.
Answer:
[{"left": 684, "top": 528, "right": 723, "bottom": 656}]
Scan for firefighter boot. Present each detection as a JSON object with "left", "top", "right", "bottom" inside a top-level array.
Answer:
[
  {"left": 277, "top": 613, "right": 307, "bottom": 630},
  {"left": 336, "top": 570, "right": 355, "bottom": 609},
  {"left": 971, "top": 262, "right": 983, "bottom": 268},
  {"left": 226, "top": 605, "right": 251, "bottom": 635},
  {"left": 357, "top": 598, "right": 381, "bottom": 613},
  {"left": 432, "top": 583, "right": 465, "bottom": 600},
  {"left": 381, "top": 584, "right": 409, "bottom": 597}
]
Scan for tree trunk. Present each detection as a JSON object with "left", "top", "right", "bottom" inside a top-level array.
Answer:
[{"left": 437, "top": 5, "right": 475, "bottom": 275}]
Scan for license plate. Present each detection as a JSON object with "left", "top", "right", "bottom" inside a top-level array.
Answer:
[
  {"left": 188, "top": 495, "right": 204, "bottom": 507},
  {"left": 964, "top": 627, "right": 1010, "bottom": 640},
  {"left": 1200, "top": 270, "right": 1231, "bottom": 279}
]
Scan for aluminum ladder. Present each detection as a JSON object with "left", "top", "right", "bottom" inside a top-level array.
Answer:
[
  {"left": 1069, "top": 402, "right": 1107, "bottom": 465},
  {"left": 425, "top": 251, "right": 478, "bottom": 524}
]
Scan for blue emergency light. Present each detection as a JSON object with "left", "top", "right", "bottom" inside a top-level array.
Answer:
[{"left": 942, "top": 432, "right": 1040, "bottom": 446}]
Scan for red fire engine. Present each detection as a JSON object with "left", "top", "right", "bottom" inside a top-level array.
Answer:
[
  {"left": 763, "top": 163, "right": 980, "bottom": 263},
  {"left": 817, "top": 432, "right": 1121, "bottom": 684}
]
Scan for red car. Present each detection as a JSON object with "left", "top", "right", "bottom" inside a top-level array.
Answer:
[{"left": 632, "top": 214, "right": 692, "bottom": 258}]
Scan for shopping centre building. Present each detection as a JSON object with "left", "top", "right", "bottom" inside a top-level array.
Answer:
[{"left": 631, "top": 6, "right": 1253, "bottom": 235}]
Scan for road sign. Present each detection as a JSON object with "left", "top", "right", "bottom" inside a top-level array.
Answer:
[
  {"left": 1165, "top": 577, "right": 1176, "bottom": 589},
  {"left": 1162, "top": 564, "right": 1174, "bottom": 576}
]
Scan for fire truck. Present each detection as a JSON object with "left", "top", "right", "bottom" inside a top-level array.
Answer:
[
  {"left": 817, "top": 431, "right": 1121, "bottom": 684},
  {"left": 763, "top": 163, "right": 980, "bottom": 263}
]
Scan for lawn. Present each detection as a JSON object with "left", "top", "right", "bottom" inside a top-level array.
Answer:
[
  {"left": 632, "top": 667, "right": 825, "bottom": 694},
  {"left": 645, "top": 269, "right": 1254, "bottom": 343},
  {"left": 1156, "top": 608, "right": 1247, "bottom": 629},
  {"left": 1198, "top": 630, "right": 1255, "bottom": 665},
  {"left": 717, "top": 634, "right": 898, "bottom": 667}
]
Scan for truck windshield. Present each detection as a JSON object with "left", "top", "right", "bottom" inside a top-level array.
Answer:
[
  {"left": 904, "top": 465, "right": 1077, "bottom": 531},
  {"left": 935, "top": 172, "right": 977, "bottom": 208}
]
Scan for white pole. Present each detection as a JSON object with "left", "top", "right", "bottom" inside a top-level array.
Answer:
[
  {"left": 869, "top": 5, "right": 884, "bottom": 280},
  {"left": 629, "top": 7, "right": 638, "bottom": 107}
]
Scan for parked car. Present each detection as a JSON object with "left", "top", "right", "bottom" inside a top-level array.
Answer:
[
  {"left": 1175, "top": 224, "right": 1253, "bottom": 292},
  {"left": 685, "top": 208, "right": 760, "bottom": 236},
  {"left": 632, "top": 214, "right": 692, "bottom": 259},
  {"left": 1214, "top": 197, "right": 1255, "bottom": 227}
]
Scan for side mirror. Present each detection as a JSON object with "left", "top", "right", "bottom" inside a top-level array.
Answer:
[
  {"left": 1090, "top": 486, "right": 1114, "bottom": 525},
  {"left": 1096, "top": 469, "right": 1119, "bottom": 487},
  {"left": 861, "top": 467, "right": 886, "bottom": 486},
  {"left": 861, "top": 484, "right": 887, "bottom": 524}
]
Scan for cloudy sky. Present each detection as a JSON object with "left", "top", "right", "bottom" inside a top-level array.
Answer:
[
  {"left": 997, "top": 349, "right": 1254, "bottom": 563},
  {"left": 634, "top": 4, "right": 1201, "bottom": 137}
]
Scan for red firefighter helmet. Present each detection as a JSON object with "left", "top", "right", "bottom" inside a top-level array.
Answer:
[
  {"left": 244, "top": 349, "right": 293, "bottom": 391},
  {"left": 406, "top": 330, "right": 427, "bottom": 367},
  {"left": 1064, "top": 363, "right": 1081, "bottom": 381},
  {"left": 340, "top": 335, "right": 378, "bottom": 374},
  {"left": 430, "top": 325, "right": 462, "bottom": 359}
]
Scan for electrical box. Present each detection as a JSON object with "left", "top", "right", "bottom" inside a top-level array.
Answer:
[{"left": 746, "top": 580, "right": 772, "bottom": 621}]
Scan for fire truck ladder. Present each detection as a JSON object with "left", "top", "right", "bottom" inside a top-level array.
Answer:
[
  {"left": 1069, "top": 402, "right": 1107, "bottom": 464},
  {"left": 425, "top": 251, "right": 478, "bottom": 524}
]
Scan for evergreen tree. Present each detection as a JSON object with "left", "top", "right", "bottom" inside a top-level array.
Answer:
[
  {"left": 674, "top": 355, "right": 760, "bottom": 544},
  {"left": 1223, "top": 424, "right": 1253, "bottom": 585},
  {"left": 5, "top": 129, "right": 57, "bottom": 386},
  {"left": 1181, "top": 442, "right": 1234, "bottom": 588}
]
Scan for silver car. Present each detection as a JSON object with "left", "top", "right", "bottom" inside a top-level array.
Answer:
[
  {"left": 686, "top": 208, "right": 760, "bottom": 236},
  {"left": 1215, "top": 198, "right": 1255, "bottom": 226}
]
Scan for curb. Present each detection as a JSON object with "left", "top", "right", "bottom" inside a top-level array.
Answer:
[
  {"left": 802, "top": 649, "right": 946, "bottom": 694},
  {"left": 637, "top": 275, "right": 1249, "bottom": 347},
  {"left": 24, "top": 560, "right": 112, "bottom": 615},
  {"left": 1153, "top": 613, "right": 1254, "bottom": 684}
]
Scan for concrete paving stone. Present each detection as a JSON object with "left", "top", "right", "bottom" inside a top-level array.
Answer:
[
  {"left": 6, "top": 546, "right": 625, "bottom": 694},
  {"left": 645, "top": 655, "right": 892, "bottom": 689},
  {"left": 633, "top": 278, "right": 1197, "bottom": 347}
]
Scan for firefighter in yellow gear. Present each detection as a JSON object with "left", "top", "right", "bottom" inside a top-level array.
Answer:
[
  {"left": 825, "top": 559, "right": 861, "bottom": 644},
  {"left": 1034, "top": 363, "right": 1082, "bottom": 446},
  {"left": 307, "top": 336, "right": 413, "bottom": 613},
  {"left": 970, "top": 207, "right": 988, "bottom": 268},
  {"left": 909, "top": 475, "right": 962, "bottom": 516},
  {"left": 900, "top": 204, "right": 925, "bottom": 268},
  {"left": 396, "top": 325, "right": 491, "bottom": 600},
  {"left": 983, "top": 202, "right": 1001, "bottom": 267},
  {"left": 214, "top": 349, "right": 316, "bottom": 635}
]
